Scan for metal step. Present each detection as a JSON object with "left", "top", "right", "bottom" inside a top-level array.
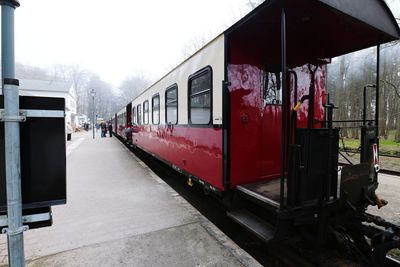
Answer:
[
  {"left": 237, "top": 185, "right": 280, "bottom": 209},
  {"left": 227, "top": 209, "right": 275, "bottom": 243}
]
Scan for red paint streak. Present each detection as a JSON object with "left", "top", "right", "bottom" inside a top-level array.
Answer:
[{"left": 133, "top": 125, "right": 223, "bottom": 190}]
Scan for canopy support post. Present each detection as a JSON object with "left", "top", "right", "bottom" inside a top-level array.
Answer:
[{"left": 280, "top": 6, "right": 287, "bottom": 210}]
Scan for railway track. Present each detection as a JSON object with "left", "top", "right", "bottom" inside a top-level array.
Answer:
[
  {"left": 339, "top": 151, "right": 400, "bottom": 176},
  {"left": 375, "top": 168, "right": 399, "bottom": 176},
  {"left": 338, "top": 162, "right": 400, "bottom": 176},
  {"left": 121, "top": 140, "right": 369, "bottom": 267}
]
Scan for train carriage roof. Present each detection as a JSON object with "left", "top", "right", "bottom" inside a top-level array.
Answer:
[{"left": 225, "top": 0, "right": 400, "bottom": 67}]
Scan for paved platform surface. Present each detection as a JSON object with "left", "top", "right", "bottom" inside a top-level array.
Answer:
[
  {"left": 368, "top": 173, "right": 400, "bottom": 224},
  {"left": 0, "top": 131, "right": 261, "bottom": 267}
]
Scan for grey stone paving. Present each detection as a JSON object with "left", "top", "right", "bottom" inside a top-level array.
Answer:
[
  {"left": 27, "top": 222, "right": 244, "bottom": 267},
  {"left": 339, "top": 153, "right": 400, "bottom": 222},
  {"left": 0, "top": 131, "right": 260, "bottom": 267},
  {"left": 368, "top": 173, "right": 400, "bottom": 224},
  {"left": 3, "top": 130, "right": 396, "bottom": 266}
]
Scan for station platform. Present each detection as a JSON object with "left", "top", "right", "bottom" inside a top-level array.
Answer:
[{"left": 0, "top": 131, "right": 261, "bottom": 267}]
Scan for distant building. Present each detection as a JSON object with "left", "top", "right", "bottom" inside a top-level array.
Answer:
[
  {"left": 75, "top": 114, "right": 88, "bottom": 126},
  {"left": 16, "top": 79, "right": 77, "bottom": 129}
]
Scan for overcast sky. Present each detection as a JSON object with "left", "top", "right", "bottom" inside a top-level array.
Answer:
[
  {"left": 14, "top": 0, "right": 400, "bottom": 88},
  {"left": 15, "top": 0, "right": 251, "bottom": 87}
]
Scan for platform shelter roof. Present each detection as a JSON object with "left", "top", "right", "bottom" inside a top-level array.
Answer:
[{"left": 225, "top": 0, "right": 400, "bottom": 68}]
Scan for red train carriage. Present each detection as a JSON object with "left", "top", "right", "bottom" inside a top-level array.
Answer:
[
  {"left": 114, "top": 0, "right": 400, "bottom": 265},
  {"left": 115, "top": 35, "right": 326, "bottom": 193}
]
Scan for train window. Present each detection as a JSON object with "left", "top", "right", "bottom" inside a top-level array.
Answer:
[
  {"left": 188, "top": 67, "right": 212, "bottom": 125},
  {"left": 117, "top": 114, "right": 123, "bottom": 128},
  {"left": 143, "top": 100, "right": 149, "bottom": 124},
  {"left": 263, "top": 72, "right": 282, "bottom": 105},
  {"left": 152, "top": 94, "right": 160, "bottom": 125},
  {"left": 165, "top": 85, "right": 178, "bottom": 124},
  {"left": 132, "top": 106, "right": 136, "bottom": 124},
  {"left": 137, "top": 104, "right": 142, "bottom": 125}
]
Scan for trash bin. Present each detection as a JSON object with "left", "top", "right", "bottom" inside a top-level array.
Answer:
[{"left": 66, "top": 123, "right": 73, "bottom": 141}]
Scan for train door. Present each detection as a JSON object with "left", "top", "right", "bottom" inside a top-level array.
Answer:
[
  {"left": 126, "top": 103, "right": 132, "bottom": 127},
  {"left": 228, "top": 64, "right": 282, "bottom": 187},
  {"left": 114, "top": 113, "right": 117, "bottom": 134},
  {"left": 259, "top": 66, "right": 327, "bottom": 180}
]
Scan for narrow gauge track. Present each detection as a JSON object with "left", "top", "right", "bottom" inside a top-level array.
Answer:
[
  {"left": 369, "top": 168, "right": 399, "bottom": 176},
  {"left": 121, "top": 140, "right": 362, "bottom": 267},
  {"left": 338, "top": 163, "right": 400, "bottom": 176},
  {"left": 339, "top": 151, "right": 400, "bottom": 176}
]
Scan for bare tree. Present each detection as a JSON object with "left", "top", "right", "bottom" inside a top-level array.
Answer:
[
  {"left": 86, "top": 74, "right": 117, "bottom": 120},
  {"left": 118, "top": 74, "right": 150, "bottom": 106},
  {"left": 15, "top": 62, "right": 119, "bottom": 120},
  {"left": 330, "top": 54, "right": 352, "bottom": 138},
  {"left": 16, "top": 63, "right": 50, "bottom": 80},
  {"left": 181, "top": 34, "right": 210, "bottom": 60},
  {"left": 328, "top": 39, "right": 400, "bottom": 144},
  {"left": 380, "top": 43, "right": 400, "bottom": 141},
  {"left": 50, "top": 64, "right": 92, "bottom": 115},
  {"left": 246, "top": 0, "right": 264, "bottom": 9}
]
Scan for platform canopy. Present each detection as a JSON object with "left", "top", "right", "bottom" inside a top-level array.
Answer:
[{"left": 226, "top": 0, "right": 400, "bottom": 67}]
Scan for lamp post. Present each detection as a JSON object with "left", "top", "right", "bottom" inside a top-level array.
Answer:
[{"left": 90, "top": 89, "right": 96, "bottom": 139}]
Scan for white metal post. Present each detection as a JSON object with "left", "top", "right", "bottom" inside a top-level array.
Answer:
[{"left": 90, "top": 89, "right": 96, "bottom": 139}]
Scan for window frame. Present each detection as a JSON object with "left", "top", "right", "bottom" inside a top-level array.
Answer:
[
  {"left": 152, "top": 94, "right": 160, "bottom": 125},
  {"left": 263, "top": 71, "right": 283, "bottom": 106},
  {"left": 165, "top": 84, "right": 178, "bottom": 125},
  {"left": 137, "top": 104, "right": 142, "bottom": 125},
  {"left": 143, "top": 100, "right": 149, "bottom": 125},
  {"left": 188, "top": 66, "right": 213, "bottom": 126},
  {"left": 132, "top": 105, "right": 136, "bottom": 124}
]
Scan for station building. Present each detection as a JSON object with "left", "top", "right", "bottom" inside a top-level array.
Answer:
[{"left": 17, "top": 79, "right": 77, "bottom": 129}]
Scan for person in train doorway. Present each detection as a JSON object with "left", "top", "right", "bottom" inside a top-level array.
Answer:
[
  {"left": 108, "top": 122, "right": 113, "bottom": 137},
  {"left": 125, "top": 122, "right": 133, "bottom": 144}
]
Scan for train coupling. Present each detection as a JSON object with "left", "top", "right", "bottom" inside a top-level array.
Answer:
[{"left": 375, "top": 194, "right": 388, "bottom": 209}]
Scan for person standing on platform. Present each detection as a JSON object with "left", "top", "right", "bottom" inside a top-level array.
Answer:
[
  {"left": 101, "top": 122, "right": 107, "bottom": 137},
  {"left": 108, "top": 122, "right": 113, "bottom": 137}
]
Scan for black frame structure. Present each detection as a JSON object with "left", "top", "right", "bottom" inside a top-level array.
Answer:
[
  {"left": 277, "top": 1, "right": 396, "bottom": 210},
  {"left": 224, "top": 0, "right": 400, "bottom": 208},
  {"left": 0, "top": 96, "right": 66, "bottom": 213},
  {"left": 224, "top": 1, "right": 400, "bottom": 264}
]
